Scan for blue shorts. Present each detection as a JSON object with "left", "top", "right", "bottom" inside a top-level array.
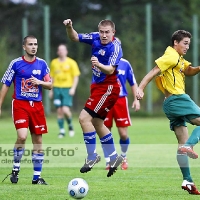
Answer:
[
  {"left": 163, "top": 94, "right": 200, "bottom": 130},
  {"left": 53, "top": 87, "right": 72, "bottom": 108}
]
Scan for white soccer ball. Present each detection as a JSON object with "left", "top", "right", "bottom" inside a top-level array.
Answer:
[{"left": 67, "top": 178, "right": 89, "bottom": 199}]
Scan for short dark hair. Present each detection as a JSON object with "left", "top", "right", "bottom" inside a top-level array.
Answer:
[
  {"left": 171, "top": 30, "right": 192, "bottom": 46},
  {"left": 23, "top": 35, "right": 37, "bottom": 45},
  {"left": 98, "top": 19, "right": 115, "bottom": 31}
]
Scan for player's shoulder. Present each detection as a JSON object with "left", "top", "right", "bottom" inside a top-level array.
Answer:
[
  {"left": 36, "top": 57, "right": 48, "bottom": 64},
  {"left": 10, "top": 57, "right": 23, "bottom": 64},
  {"left": 119, "top": 58, "right": 131, "bottom": 67},
  {"left": 120, "top": 58, "right": 129, "bottom": 63}
]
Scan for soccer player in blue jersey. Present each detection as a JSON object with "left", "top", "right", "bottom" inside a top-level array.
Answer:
[
  {"left": 63, "top": 18, "right": 124, "bottom": 177},
  {"left": 104, "top": 39, "right": 140, "bottom": 170},
  {"left": 0, "top": 35, "right": 52, "bottom": 184}
]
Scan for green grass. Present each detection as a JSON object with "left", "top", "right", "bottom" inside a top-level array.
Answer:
[{"left": 0, "top": 116, "right": 200, "bottom": 200}]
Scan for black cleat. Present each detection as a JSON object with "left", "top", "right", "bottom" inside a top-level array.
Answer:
[
  {"left": 32, "top": 177, "right": 48, "bottom": 185},
  {"left": 2, "top": 169, "right": 19, "bottom": 183},
  {"left": 10, "top": 169, "right": 19, "bottom": 183},
  {"left": 80, "top": 154, "right": 101, "bottom": 173},
  {"left": 107, "top": 155, "right": 124, "bottom": 177}
]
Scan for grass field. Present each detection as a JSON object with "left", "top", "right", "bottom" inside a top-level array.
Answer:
[{"left": 1, "top": 116, "right": 200, "bottom": 200}]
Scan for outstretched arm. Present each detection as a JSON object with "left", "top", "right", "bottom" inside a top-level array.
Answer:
[
  {"left": 63, "top": 19, "right": 79, "bottom": 42},
  {"left": 184, "top": 65, "right": 200, "bottom": 76},
  {"left": 136, "top": 66, "right": 161, "bottom": 100}
]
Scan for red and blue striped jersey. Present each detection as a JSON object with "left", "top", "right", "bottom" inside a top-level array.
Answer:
[
  {"left": 1, "top": 56, "right": 50, "bottom": 101},
  {"left": 78, "top": 32, "right": 123, "bottom": 84}
]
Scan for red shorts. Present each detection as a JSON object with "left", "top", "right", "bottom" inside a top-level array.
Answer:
[
  {"left": 104, "top": 96, "right": 131, "bottom": 128},
  {"left": 84, "top": 82, "right": 120, "bottom": 119},
  {"left": 12, "top": 99, "right": 48, "bottom": 134}
]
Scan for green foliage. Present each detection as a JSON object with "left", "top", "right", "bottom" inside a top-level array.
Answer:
[{"left": 1, "top": 0, "right": 200, "bottom": 112}]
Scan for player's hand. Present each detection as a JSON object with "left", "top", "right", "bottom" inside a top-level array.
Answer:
[
  {"left": 69, "top": 88, "right": 75, "bottom": 96},
  {"left": 136, "top": 88, "right": 144, "bottom": 100},
  {"left": 132, "top": 99, "right": 140, "bottom": 112},
  {"left": 91, "top": 56, "right": 100, "bottom": 67},
  {"left": 63, "top": 19, "right": 73, "bottom": 28},
  {"left": 30, "top": 76, "right": 41, "bottom": 86}
]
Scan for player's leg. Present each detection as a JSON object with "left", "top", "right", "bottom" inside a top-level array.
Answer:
[
  {"left": 103, "top": 108, "right": 114, "bottom": 169},
  {"left": 79, "top": 109, "right": 100, "bottom": 173},
  {"left": 62, "top": 106, "right": 74, "bottom": 137},
  {"left": 175, "top": 126, "right": 200, "bottom": 194},
  {"left": 178, "top": 99, "right": 200, "bottom": 158},
  {"left": 114, "top": 97, "right": 131, "bottom": 170},
  {"left": 62, "top": 88, "right": 75, "bottom": 137},
  {"left": 118, "top": 127, "right": 129, "bottom": 170},
  {"left": 31, "top": 133, "right": 47, "bottom": 185},
  {"left": 53, "top": 87, "right": 65, "bottom": 138},
  {"left": 93, "top": 117, "right": 123, "bottom": 177},
  {"left": 8, "top": 99, "right": 29, "bottom": 183},
  {"left": 57, "top": 107, "right": 65, "bottom": 138},
  {"left": 29, "top": 101, "right": 48, "bottom": 185},
  {"left": 179, "top": 118, "right": 200, "bottom": 158}
]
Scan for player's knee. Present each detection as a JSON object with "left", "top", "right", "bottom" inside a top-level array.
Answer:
[{"left": 17, "top": 135, "right": 27, "bottom": 143}]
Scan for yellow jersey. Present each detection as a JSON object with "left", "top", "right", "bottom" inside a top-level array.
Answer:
[
  {"left": 50, "top": 57, "right": 80, "bottom": 88},
  {"left": 155, "top": 46, "right": 191, "bottom": 94}
]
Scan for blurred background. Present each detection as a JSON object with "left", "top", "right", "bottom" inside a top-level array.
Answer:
[{"left": 1, "top": 0, "right": 200, "bottom": 117}]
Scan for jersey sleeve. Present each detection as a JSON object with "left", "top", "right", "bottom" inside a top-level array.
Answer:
[
  {"left": 155, "top": 54, "right": 179, "bottom": 72},
  {"left": 1, "top": 60, "right": 16, "bottom": 87},
  {"left": 78, "top": 32, "right": 99, "bottom": 45},
  {"left": 183, "top": 59, "right": 192, "bottom": 71},
  {"left": 127, "top": 64, "right": 136, "bottom": 86},
  {"left": 108, "top": 41, "right": 123, "bottom": 66},
  {"left": 42, "top": 60, "right": 51, "bottom": 80}
]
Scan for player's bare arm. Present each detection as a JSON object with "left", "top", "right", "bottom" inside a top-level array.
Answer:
[
  {"left": 184, "top": 65, "right": 200, "bottom": 76},
  {"left": 69, "top": 76, "right": 79, "bottom": 96},
  {"left": 131, "top": 84, "right": 140, "bottom": 111},
  {"left": 63, "top": 19, "right": 79, "bottom": 42},
  {"left": 0, "top": 84, "right": 9, "bottom": 116},
  {"left": 30, "top": 75, "right": 52, "bottom": 90},
  {"left": 136, "top": 66, "right": 161, "bottom": 100},
  {"left": 91, "top": 56, "right": 115, "bottom": 74}
]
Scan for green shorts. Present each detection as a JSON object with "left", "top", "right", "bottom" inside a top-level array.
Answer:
[
  {"left": 53, "top": 87, "right": 73, "bottom": 108},
  {"left": 163, "top": 94, "right": 200, "bottom": 131}
]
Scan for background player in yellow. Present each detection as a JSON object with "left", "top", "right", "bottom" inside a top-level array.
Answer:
[
  {"left": 50, "top": 44, "right": 80, "bottom": 138},
  {"left": 136, "top": 30, "right": 200, "bottom": 195}
]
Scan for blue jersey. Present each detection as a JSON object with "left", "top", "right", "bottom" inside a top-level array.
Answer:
[
  {"left": 78, "top": 32, "right": 123, "bottom": 84},
  {"left": 1, "top": 56, "right": 50, "bottom": 101},
  {"left": 117, "top": 58, "right": 137, "bottom": 97}
]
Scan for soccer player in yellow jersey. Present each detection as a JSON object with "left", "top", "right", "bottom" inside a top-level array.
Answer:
[
  {"left": 50, "top": 44, "right": 80, "bottom": 138},
  {"left": 136, "top": 30, "right": 200, "bottom": 195}
]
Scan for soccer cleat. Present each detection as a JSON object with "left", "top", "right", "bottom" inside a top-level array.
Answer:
[
  {"left": 58, "top": 133, "right": 65, "bottom": 138},
  {"left": 32, "top": 177, "right": 48, "bottom": 185},
  {"left": 2, "top": 169, "right": 19, "bottom": 183},
  {"left": 10, "top": 169, "right": 19, "bottom": 183},
  {"left": 80, "top": 154, "right": 101, "bottom": 173},
  {"left": 107, "top": 155, "right": 124, "bottom": 177},
  {"left": 178, "top": 146, "right": 198, "bottom": 159},
  {"left": 182, "top": 180, "right": 200, "bottom": 195},
  {"left": 121, "top": 157, "right": 128, "bottom": 170},
  {"left": 69, "top": 130, "right": 75, "bottom": 137}
]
